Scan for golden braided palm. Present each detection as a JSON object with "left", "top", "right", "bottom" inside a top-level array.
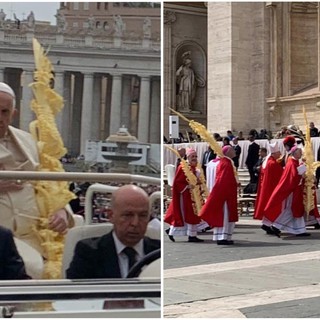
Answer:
[
  {"left": 302, "top": 106, "right": 320, "bottom": 218},
  {"left": 169, "top": 108, "right": 238, "bottom": 179},
  {"left": 29, "top": 38, "right": 75, "bottom": 279},
  {"left": 169, "top": 108, "right": 223, "bottom": 157}
]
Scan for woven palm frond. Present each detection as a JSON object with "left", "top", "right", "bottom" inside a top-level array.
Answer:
[
  {"left": 302, "top": 106, "right": 315, "bottom": 216},
  {"left": 169, "top": 108, "right": 223, "bottom": 157}
]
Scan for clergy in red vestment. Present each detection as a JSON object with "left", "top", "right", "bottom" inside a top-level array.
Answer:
[
  {"left": 254, "top": 142, "right": 283, "bottom": 234},
  {"left": 263, "top": 146, "right": 309, "bottom": 236},
  {"left": 199, "top": 145, "right": 239, "bottom": 245},
  {"left": 164, "top": 148, "right": 205, "bottom": 243}
]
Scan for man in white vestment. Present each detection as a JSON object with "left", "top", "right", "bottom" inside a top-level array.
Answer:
[{"left": 0, "top": 82, "right": 74, "bottom": 260}]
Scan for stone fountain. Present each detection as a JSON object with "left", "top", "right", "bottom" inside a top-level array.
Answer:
[{"left": 103, "top": 126, "right": 142, "bottom": 173}]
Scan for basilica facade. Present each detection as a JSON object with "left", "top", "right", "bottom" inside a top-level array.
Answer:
[
  {"left": 0, "top": 2, "right": 160, "bottom": 156},
  {"left": 164, "top": 2, "right": 320, "bottom": 139}
]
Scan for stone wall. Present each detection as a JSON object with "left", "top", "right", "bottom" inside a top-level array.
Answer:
[
  {"left": 207, "top": 2, "right": 268, "bottom": 136},
  {"left": 163, "top": 3, "right": 207, "bottom": 141},
  {"left": 290, "top": 8, "right": 318, "bottom": 94}
]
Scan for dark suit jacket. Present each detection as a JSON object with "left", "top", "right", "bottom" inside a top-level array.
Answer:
[
  {"left": 245, "top": 142, "right": 260, "bottom": 167},
  {"left": 253, "top": 157, "right": 265, "bottom": 176},
  {"left": 232, "top": 145, "right": 241, "bottom": 168},
  {"left": 0, "top": 226, "right": 31, "bottom": 280},
  {"left": 201, "top": 150, "right": 216, "bottom": 177},
  {"left": 66, "top": 232, "right": 160, "bottom": 279}
]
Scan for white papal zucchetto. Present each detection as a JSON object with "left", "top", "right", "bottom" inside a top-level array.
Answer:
[{"left": 0, "top": 82, "right": 16, "bottom": 107}]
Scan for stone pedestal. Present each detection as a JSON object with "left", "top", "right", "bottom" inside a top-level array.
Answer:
[
  {"left": 142, "top": 38, "right": 151, "bottom": 48},
  {"left": 113, "top": 37, "right": 122, "bottom": 48},
  {"left": 56, "top": 34, "right": 64, "bottom": 44},
  {"left": 85, "top": 35, "right": 93, "bottom": 46},
  {"left": 26, "top": 32, "right": 34, "bottom": 42}
]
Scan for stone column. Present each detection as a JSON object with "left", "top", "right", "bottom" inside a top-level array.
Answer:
[
  {"left": 109, "top": 74, "right": 122, "bottom": 134},
  {"left": 71, "top": 73, "right": 84, "bottom": 155},
  {"left": 80, "top": 73, "right": 94, "bottom": 155},
  {"left": 121, "top": 75, "right": 132, "bottom": 130},
  {"left": 207, "top": 2, "right": 232, "bottom": 133},
  {"left": 163, "top": 10, "right": 176, "bottom": 141},
  {"left": 91, "top": 75, "right": 101, "bottom": 140},
  {"left": 149, "top": 77, "right": 160, "bottom": 143},
  {"left": 20, "top": 70, "right": 34, "bottom": 132},
  {"left": 137, "top": 76, "right": 151, "bottom": 143},
  {"left": 54, "top": 71, "right": 64, "bottom": 132},
  {"left": 61, "top": 72, "right": 71, "bottom": 151},
  {"left": 268, "top": 2, "right": 282, "bottom": 98},
  {"left": 282, "top": 2, "right": 290, "bottom": 96},
  {"left": 104, "top": 75, "right": 113, "bottom": 137}
]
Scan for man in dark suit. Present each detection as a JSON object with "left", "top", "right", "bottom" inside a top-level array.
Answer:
[
  {"left": 201, "top": 145, "right": 216, "bottom": 177},
  {"left": 0, "top": 226, "right": 31, "bottom": 280},
  {"left": 231, "top": 137, "right": 241, "bottom": 170},
  {"left": 245, "top": 135, "right": 260, "bottom": 183},
  {"left": 66, "top": 185, "right": 160, "bottom": 279},
  {"left": 253, "top": 147, "right": 268, "bottom": 183}
]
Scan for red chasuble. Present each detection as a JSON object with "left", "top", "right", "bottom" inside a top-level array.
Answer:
[
  {"left": 254, "top": 156, "right": 283, "bottom": 220},
  {"left": 164, "top": 164, "right": 202, "bottom": 227},
  {"left": 199, "top": 157, "right": 238, "bottom": 227},
  {"left": 264, "top": 157, "right": 304, "bottom": 221}
]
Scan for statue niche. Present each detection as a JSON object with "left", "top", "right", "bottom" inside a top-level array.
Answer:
[{"left": 175, "top": 50, "right": 205, "bottom": 113}]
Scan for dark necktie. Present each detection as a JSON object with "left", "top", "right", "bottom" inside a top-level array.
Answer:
[
  {"left": 205, "top": 152, "right": 210, "bottom": 164},
  {"left": 123, "top": 247, "right": 137, "bottom": 270}
]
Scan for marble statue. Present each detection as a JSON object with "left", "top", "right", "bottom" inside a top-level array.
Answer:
[
  {"left": 176, "top": 51, "right": 205, "bottom": 113},
  {"left": 143, "top": 17, "right": 151, "bottom": 39}
]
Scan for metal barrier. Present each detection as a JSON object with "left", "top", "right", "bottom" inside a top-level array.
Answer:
[{"left": 0, "top": 171, "right": 161, "bottom": 185}]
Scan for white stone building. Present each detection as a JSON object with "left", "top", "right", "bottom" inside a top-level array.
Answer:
[
  {"left": 164, "top": 2, "right": 320, "bottom": 139},
  {"left": 0, "top": 2, "right": 160, "bottom": 157}
]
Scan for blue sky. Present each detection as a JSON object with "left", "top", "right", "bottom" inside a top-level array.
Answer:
[{"left": 0, "top": 2, "right": 60, "bottom": 25}]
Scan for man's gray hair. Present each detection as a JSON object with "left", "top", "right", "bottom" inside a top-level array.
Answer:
[{"left": 0, "top": 82, "right": 16, "bottom": 107}]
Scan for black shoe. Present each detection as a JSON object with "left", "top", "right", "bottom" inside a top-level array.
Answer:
[
  {"left": 261, "top": 224, "right": 275, "bottom": 235},
  {"left": 296, "top": 232, "right": 311, "bottom": 237},
  {"left": 201, "top": 226, "right": 213, "bottom": 233},
  {"left": 188, "top": 236, "right": 204, "bottom": 242},
  {"left": 165, "top": 228, "right": 175, "bottom": 242},
  {"left": 217, "top": 239, "right": 234, "bottom": 245},
  {"left": 271, "top": 226, "right": 281, "bottom": 238},
  {"left": 314, "top": 223, "right": 320, "bottom": 230}
]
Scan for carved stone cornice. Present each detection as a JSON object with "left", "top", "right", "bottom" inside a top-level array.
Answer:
[
  {"left": 290, "top": 2, "right": 318, "bottom": 14},
  {"left": 164, "top": 10, "right": 177, "bottom": 25}
]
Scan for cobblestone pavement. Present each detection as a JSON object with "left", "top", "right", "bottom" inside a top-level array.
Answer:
[{"left": 163, "top": 217, "right": 320, "bottom": 318}]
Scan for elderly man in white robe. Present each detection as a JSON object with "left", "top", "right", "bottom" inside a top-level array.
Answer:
[{"left": 0, "top": 82, "right": 74, "bottom": 277}]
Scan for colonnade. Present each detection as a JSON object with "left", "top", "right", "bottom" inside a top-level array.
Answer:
[{"left": 0, "top": 67, "right": 160, "bottom": 156}]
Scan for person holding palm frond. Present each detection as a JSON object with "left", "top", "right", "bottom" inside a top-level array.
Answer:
[{"left": 164, "top": 148, "right": 206, "bottom": 243}]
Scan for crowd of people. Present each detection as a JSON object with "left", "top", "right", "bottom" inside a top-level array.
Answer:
[
  {"left": 164, "top": 122, "right": 320, "bottom": 146},
  {"left": 68, "top": 181, "right": 160, "bottom": 223},
  {"left": 165, "top": 128, "right": 320, "bottom": 245}
]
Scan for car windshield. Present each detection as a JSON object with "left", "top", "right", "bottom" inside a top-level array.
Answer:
[{"left": 0, "top": 171, "right": 161, "bottom": 318}]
